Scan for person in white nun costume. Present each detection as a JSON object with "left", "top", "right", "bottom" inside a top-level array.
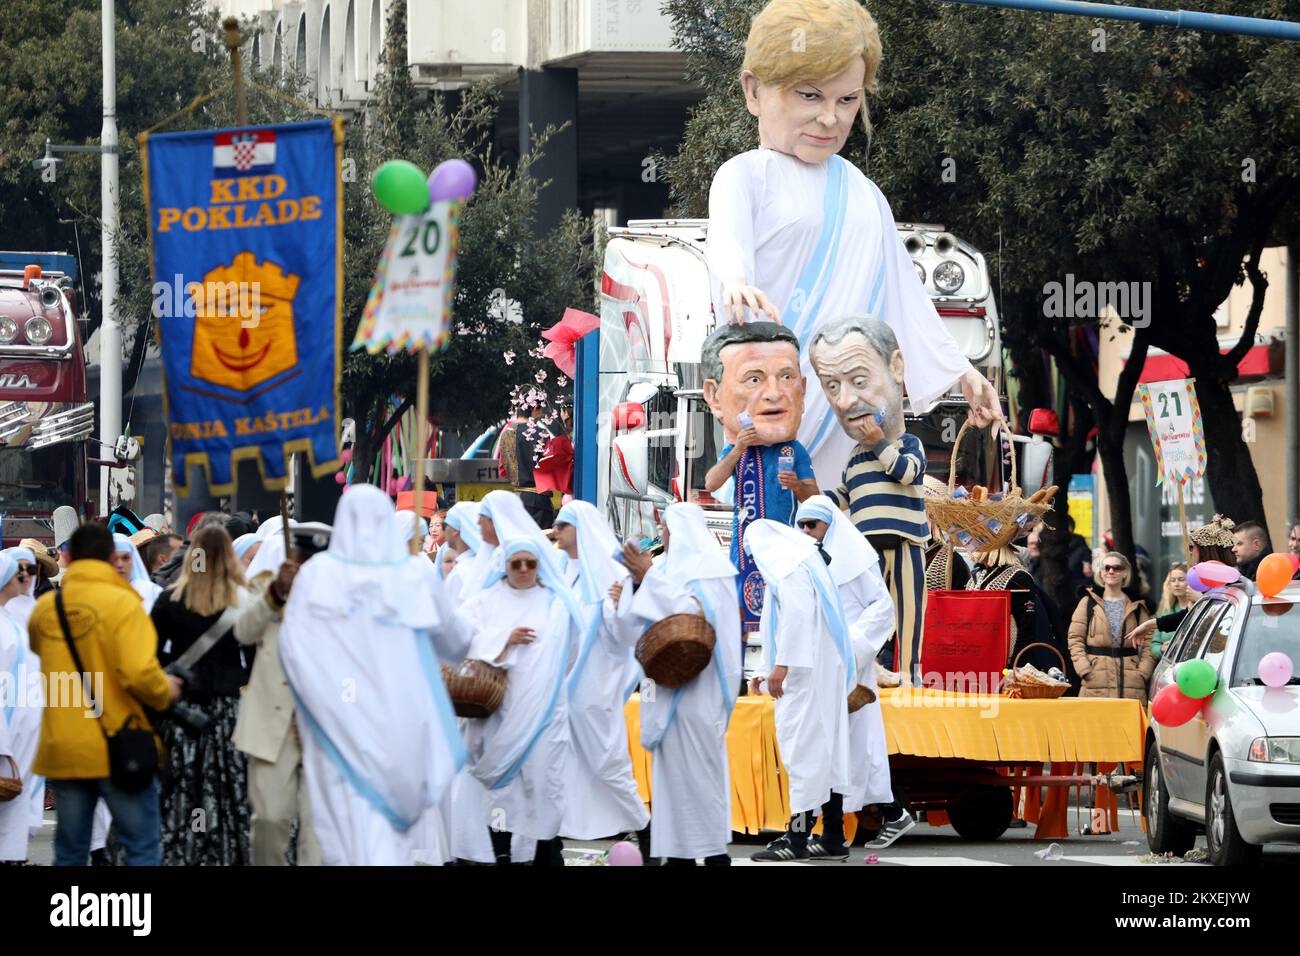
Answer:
[
  {"left": 615, "top": 502, "right": 741, "bottom": 866},
  {"left": 111, "top": 533, "right": 163, "bottom": 613},
  {"left": 744, "top": 518, "right": 855, "bottom": 862},
  {"left": 459, "top": 536, "right": 583, "bottom": 866},
  {"left": 232, "top": 533, "right": 262, "bottom": 567},
  {"left": 550, "top": 501, "right": 651, "bottom": 852},
  {"left": 1, "top": 548, "right": 39, "bottom": 630},
  {"left": 0, "top": 551, "right": 43, "bottom": 864},
  {"left": 794, "top": 495, "right": 901, "bottom": 858},
  {"left": 435, "top": 502, "right": 483, "bottom": 601},
  {"left": 279, "top": 484, "right": 467, "bottom": 866}
]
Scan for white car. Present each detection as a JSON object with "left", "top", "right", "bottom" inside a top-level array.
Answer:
[{"left": 1144, "top": 580, "right": 1300, "bottom": 865}]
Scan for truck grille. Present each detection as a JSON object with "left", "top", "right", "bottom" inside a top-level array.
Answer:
[{"left": 1270, "top": 803, "right": 1300, "bottom": 826}]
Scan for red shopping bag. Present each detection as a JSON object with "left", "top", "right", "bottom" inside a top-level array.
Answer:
[{"left": 919, "top": 590, "right": 1010, "bottom": 693}]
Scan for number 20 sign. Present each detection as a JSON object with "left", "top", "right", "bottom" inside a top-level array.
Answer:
[
  {"left": 1138, "top": 378, "right": 1207, "bottom": 485},
  {"left": 352, "top": 199, "right": 462, "bottom": 354}
]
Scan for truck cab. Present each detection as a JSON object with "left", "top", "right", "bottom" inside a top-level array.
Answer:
[
  {"left": 0, "top": 252, "right": 94, "bottom": 544},
  {"left": 595, "top": 219, "right": 1012, "bottom": 549}
]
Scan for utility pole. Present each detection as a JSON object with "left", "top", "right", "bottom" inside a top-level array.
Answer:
[{"left": 99, "top": 0, "right": 121, "bottom": 516}]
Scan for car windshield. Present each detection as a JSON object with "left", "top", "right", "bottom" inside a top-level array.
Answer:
[{"left": 1233, "top": 601, "right": 1300, "bottom": 686}]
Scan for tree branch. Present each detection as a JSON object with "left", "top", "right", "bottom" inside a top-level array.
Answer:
[
  {"left": 1110, "top": 325, "right": 1150, "bottom": 442},
  {"left": 372, "top": 394, "right": 415, "bottom": 456},
  {"left": 1219, "top": 240, "right": 1268, "bottom": 377}
]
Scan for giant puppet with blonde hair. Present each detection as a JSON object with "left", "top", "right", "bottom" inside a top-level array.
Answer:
[{"left": 706, "top": 0, "right": 1000, "bottom": 489}]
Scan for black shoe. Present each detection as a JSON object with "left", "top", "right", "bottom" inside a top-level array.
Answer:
[
  {"left": 90, "top": 849, "right": 110, "bottom": 867},
  {"left": 1008, "top": 818, "right": 1028, "bottom": 829},
  {"left": 806, "top": 839, "right": 850, "bottom": 862},
  {"left": 749, "top": 835, "right": 809, "bottom": 862},
  {"left": 864, "top": 809, "right": 917, "bottom": 849}
]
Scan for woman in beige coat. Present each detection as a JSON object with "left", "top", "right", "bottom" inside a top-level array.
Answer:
[{"left": 1067, "top": 552, "right": 1156, "bottom": 704}]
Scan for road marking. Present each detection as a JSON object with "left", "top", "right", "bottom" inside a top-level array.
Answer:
[{"left": 879, "top": 856, "right": 1009, "bottom": 866}]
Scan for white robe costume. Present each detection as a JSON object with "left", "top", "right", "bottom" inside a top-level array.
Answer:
[
  {"left": 2, "top": 547, "right": 38, "bottom": 630},
  {"left": 706, "top": 149, "right": 976, "bottom": 488},
  {"left": 745, "top": 520, "right": 855, "bottom": 816},
  {"left": 459, "top": 537, "right": 583, "bottom": 846},
  {"left": 0, "top": 555, "right": 43, "bottom": 862},
  {"left": 434, "top": 502, "right": 484, "bottom": 603},
  {"left": 618, "top": 503, "right": 741, "bottom": 860},
  {"left": 279, "top": 484, "right": 466, "bottom": 866},
  {"left": 796, "top": 497, "right": 895, "bottom": 811},
  {"left": 553, "top": 502, "right": 648, "bottom": 839}
]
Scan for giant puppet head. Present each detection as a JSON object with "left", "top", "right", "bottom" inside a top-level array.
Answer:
[
  {"left": 701, "top": 321, "right": 805, "bottom": 445},
  {"left": 809, "top": 315, "right": 906, "bottom": 444},
  {"left": 740, "top": 0, "right": 882, "bottom": 164}
]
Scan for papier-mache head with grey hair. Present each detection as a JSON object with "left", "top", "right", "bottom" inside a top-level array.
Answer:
[
  {"left": 808, "top": 314, "right": 906, "bottom": 444},
  {"left": 701, "top": 320, "right": 806, "bottom": 445}
]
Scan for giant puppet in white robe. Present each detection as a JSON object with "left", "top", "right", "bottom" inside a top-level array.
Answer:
[
  {"left": 795, "top": 495, "right": 895, "bottom": 810},
  {"left": 279, "top": 484, "right": 467, "bottom": 866},
  {"left": 745, "top": 519, "right": 855, "bottom": 816},
  {"left": 0, "top": 552, "right": 44, "bottom": 862},
  {"left": 459, "top": 537, "right": 584, "bottom": 847},
  {"left": 618, "top": 503, "right": 742, "bottom": 861},
  {"left": 705, "top": 0, "right": 997, "bottom": 490},
  {"left": 552, "top": 501, "right": 649, "bottom": 840}
]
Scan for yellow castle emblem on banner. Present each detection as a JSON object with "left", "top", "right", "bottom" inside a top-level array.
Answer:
[{"left": 190, "top": 252, "right": 300, "bottom": 392}]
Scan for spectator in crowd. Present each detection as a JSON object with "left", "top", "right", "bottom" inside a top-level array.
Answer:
[
  {"left": 231, "top": 533, "right": 318, "bottom": 865},
  {"left": 1062, "top": 515, "right": 1093, "bottom": 597},
  {"left": 1231, "top": 520, "right": 1269, "bottom": 580},
  {"left": 1150, "top": 562, "right": 1199, "bottom": 660},
  {"left": 512, "top": 402, "right": 556, "bottom": 529},
  {"left": 27, "top": 523, "right": 181, "bottom": 866},
  {"left": 1288, "top": 521, "right": 1300, "bottom": 557},
  {"left": 1067, "top": 551, "right": 1155, "bottom": 703},
  {"left": 150, "top": 525, "right": 258, "bottom": 866}
]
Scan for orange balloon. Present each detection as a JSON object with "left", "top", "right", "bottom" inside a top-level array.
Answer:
[{"left": 1256, "top": 553, "right": 1293, "bottom": 598}]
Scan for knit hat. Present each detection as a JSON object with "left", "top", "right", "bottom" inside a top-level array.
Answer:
[{"left": 1189, "top": 515, "right": 1236, "bottom": 549}]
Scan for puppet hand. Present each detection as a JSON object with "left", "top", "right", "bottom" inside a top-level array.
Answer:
[
  {"left": 960, "top": 370, "right": 1001, "bottom": 428},
  {"left": 857, "top": 416, "right": 885, "bottom": 447},
  {"left": 722, "top": 282, "right": 780, "bottom": 324}
]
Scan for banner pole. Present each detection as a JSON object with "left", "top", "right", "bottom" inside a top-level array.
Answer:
[
  {"left": 279, "top": 490, "right": 293, "bottom": 559},
  {"left": 223, "top": 19, "right": 248, "bottom": 126},
  {"left": 1176, "top": 479, "right": 1192, "bottom": 564},
  {"left": 411, "top": 348, "right": 430, "bottom": 555}
]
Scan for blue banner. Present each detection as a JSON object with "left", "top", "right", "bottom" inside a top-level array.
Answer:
[{"left": 143, "top": 119, "right": 343, "bottom": 496}]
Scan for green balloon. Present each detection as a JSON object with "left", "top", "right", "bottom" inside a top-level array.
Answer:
[
  {"left": 1176, "top": 658, "right": 1218, "bottom": 699},
  {"left": 372, "top": 160, "right": 429, "bottom": 215}
]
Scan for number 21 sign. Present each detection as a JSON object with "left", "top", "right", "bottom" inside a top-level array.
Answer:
[
  {"left": 1138, "top": 378, "right": 1207, "bottom": 485},
  {"left": 352, "top": 199, "right": 462, "bottom": 354}
]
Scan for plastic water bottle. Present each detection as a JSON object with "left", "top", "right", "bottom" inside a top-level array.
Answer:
[{"left": 738, "top": 410, "right": 754, "bottom": 429}]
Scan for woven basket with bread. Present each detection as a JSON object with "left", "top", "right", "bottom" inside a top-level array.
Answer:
[
  {"left": 1003, "top": 643, "right": 1070, "bottom": 700},
  {"left": 924, "top": 421, "right": 1056, "bottom": 555}
]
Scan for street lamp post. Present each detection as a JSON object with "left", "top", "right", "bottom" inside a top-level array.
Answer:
[{"left": 100, "top": 0, "right": 120, "bottom": 517}]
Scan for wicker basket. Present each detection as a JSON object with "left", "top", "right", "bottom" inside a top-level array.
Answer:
[
  {"left": 847, "top": 684, "right": 877, "bottom": 713},
  {"left": 637, "top": 613, "right": 716, "bottom": 688},
  {"left": 0, "top": 755, "right": 21, "bottom": 802},
  {"left": 441, "top": 660, "right": 508, "bottom": 718},
  {"left": 1004, "top": 643, "right": 1070, "bottom": 699},
  {"left": 924, "top": 420, "right": 1053, "bottom": 555}
]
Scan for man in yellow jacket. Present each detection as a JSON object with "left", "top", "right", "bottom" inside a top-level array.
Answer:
[{"left": 28, "top": 522, "right": 180, "bottom": 866}]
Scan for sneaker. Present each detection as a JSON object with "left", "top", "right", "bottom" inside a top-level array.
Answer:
[
  {"left": 864, "top": 809, "right": 917, "bottom": 850},
  {"left": 806, "top": 839, "right": 850, "bottom": 862},
  {"left": 749, "top": 835, "right": 809, "bottom": 862}
]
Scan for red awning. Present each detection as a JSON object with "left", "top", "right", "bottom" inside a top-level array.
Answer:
[{"left": 1129, "top": 343, "right": 1272, "bottom": 383}]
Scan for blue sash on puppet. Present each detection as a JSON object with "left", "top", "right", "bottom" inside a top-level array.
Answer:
[
  {"left": 733, "top": 446, "right": 768, "bottom": 635},
  {"left": 783, "top": 156, "right": 890, "bottom": 460},
  {"left": 142, "top": 120, "right": 343, "bottom": 496}
]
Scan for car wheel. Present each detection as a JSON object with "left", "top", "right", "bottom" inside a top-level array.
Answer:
[
  {"left": 1205, "top": 753, "right": 1262, "bottom": 866},
  {"left": 1144, "top": 744, "right": 1196, "bottom": 855},
  {"left": 948, "top": 787, "right": 1012, "bottom": 841}
]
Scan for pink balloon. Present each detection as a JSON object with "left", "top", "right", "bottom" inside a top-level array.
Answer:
[
  {"left": 1151, "top": 683, "right": 1202, "bottom": 727},
  {"left": 428, "top": 159, "right": 477, "bottom": 203},
  {"left": 334, "top": 472, "right": 347, "bottom": 485},
  {"left": 1259, "top": 652, "right": 1294, "bottom": 689},
  {"left": 1193, "top": 560, "right": 1239, "bottom": 588},
  {"left": 1185, "top": 567, "right": 1208, "bottom": 593},
  {"left": 340, "top": 448, "right": 353, "bottom": 465},
  {"left": 607, "top": 840, "right": 643, "bottom": 867}
]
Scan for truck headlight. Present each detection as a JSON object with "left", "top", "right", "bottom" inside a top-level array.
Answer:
[
  {"left": 0, "top": 316, "right": 16, "bottom": 344},
  {"left": 1249, "top": 737, "right": 1300, "bottom": 763},
  {"left": 933, "top": 260, "right": 965, "bottom": 294},
  {"left": 25, "top": 316, "right": 52, "bottom": 345}
]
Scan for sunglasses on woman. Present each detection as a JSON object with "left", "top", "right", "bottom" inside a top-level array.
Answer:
[
  {"left": 797, "top": 520, "right": 820, "bottom": 530},
  {"left": 509, "top": 558, "right": 538, "bottom": 572},
  {"left": 1103, "top": 564, "right": 1124, "bottom": 573}
]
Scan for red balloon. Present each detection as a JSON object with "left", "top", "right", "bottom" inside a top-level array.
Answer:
[{"left": 1151, "top": 684, "right": 1202, "bottom": 727}]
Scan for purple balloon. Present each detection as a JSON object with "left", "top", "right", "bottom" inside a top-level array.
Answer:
[
  {"left": 1186, "top": 567, "right": 1208, "bottom": 593},
  {"left": 1259, "top": 652, "right": 1294, "bottom": 689},
  {"left": 428, "top": 159, "right": 477, "bottom": 203},
  {"left": 607, "top": 840, "right": 643, "bottom": 867}
]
